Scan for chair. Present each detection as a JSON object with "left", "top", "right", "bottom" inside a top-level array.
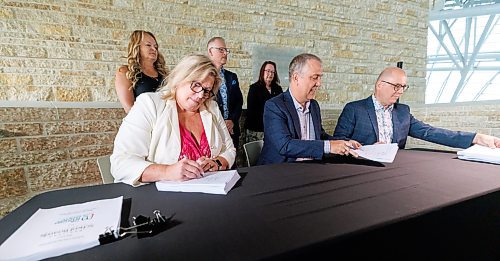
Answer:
[
  {"left": 97, "top": 155, "right": 114, "bottom": 184},
  {"left": 243, "top": 140, "right": 264, "bottom": 167}
]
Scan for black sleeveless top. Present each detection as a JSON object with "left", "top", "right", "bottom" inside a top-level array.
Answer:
[{"left": 133, "top": 72, "right": 163, "bottom": 99}]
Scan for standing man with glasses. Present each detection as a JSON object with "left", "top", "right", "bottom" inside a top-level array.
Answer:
[
  {"left": 207, "top": 37, "right": 243, "bottom": 153},
  {"left": 333, "top": 67, "right": 500, "bottom": 149}
]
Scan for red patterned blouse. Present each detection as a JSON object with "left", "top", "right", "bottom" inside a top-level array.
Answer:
[{"left": 178, "top": 121, "right": 211, "bottom": 161}]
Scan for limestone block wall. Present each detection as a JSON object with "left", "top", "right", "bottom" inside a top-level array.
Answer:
[
  {"left": 1, "top": 0, "right": 434, "bottom": 218},
  {"left": 405, "top": 103, "right": 500, "bottom": 151},
  {"left": 1, "top": 0, "right": 429, "bottom": 105},
  {"left": 0, "top": 105, "right": 125, "bottom": 217}
]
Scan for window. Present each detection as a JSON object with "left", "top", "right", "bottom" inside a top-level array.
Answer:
[{"left": 426, "top": 1, "right": 500, "bottom": 103}]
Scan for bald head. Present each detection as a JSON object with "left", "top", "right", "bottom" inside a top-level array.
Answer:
[
  {"left": 374, "top": 67, "right": 407, "bottom": 107},
  {"left": 376, "top": 67, "right": 406, "bottom": 84}
]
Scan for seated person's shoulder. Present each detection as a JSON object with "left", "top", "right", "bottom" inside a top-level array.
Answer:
[
  {"left": 135, "top": 92, "right": 166, "bottom": 109},
  {"left": 347, "top": 98, "right": 365, "bottom": 106},
  {"left": 393, "top": 102, "right": 410, "bottom": 112},
  {"left": 264, "top": 93, "right": 286, "bottom": 109},
  {"left": 341, "top": 98, "right": 370, "bottom": 112},
  {"left": 394, "top": 102, "right": 409, "bottom": 108},
  {"left": 206, "top": 99, "right": 219, "bottom": 110}
]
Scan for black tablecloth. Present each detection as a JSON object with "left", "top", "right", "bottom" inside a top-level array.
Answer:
[{"left": 1, "top": 149, "right": 500, "bottom": 260}]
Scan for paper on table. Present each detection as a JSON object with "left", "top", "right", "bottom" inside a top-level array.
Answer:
[
  {"left": 0, "top": 196, "right": 123, "bottom": 261},
  {"left": 457, "top": 144, "right": 500, "bottom": 165},
  {"left": 155, "top": 170, "right": 240, "bottom": 195},
  {"left": 353, "top": 143, "right": 399, "bottom": 163}
]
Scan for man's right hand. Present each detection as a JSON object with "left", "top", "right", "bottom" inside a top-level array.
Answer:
[{"left": 329, "top": 140, "right": 361, "bottom": 157}]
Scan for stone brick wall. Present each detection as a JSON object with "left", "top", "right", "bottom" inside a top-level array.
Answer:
[
  {"left": 404, "top": 102, "right": 500, "bottom": 151},
  {"left": 1, "top": 0, "right": 429, "bottom": 104},
  {"left": 0, "top": 105, "right": 125, "bottom": 217}
]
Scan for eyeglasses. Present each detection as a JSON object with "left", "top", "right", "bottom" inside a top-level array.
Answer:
[
  {"left": 190, "top": 81, "right": 215, "bottom": 98},
  {"left": 381, "top": 80, "right": 409, "bottom": 92},
  {"left": 210, "top": 47, "right": 230, "bottom": 54},
  {"left": 264, "top": 69, "right": 276, "bottom": 74}
]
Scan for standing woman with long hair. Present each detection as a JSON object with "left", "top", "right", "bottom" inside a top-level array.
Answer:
[
  {"left": 245, "top": 61, "right": 283, "bottom": 142},
  {"left": 115, "top": 30, "right": 168, "bottom": 113}
]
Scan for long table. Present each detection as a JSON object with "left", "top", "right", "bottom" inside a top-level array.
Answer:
[{"left": 1, "top": 149, "right": 500, "bottom": 259}]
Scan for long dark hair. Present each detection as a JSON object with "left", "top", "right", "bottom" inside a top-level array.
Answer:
[{"left": 258, "top": 61, "right": 280, "bottom": 87}]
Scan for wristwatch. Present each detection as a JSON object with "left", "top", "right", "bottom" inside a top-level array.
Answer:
[{"left": 214, "top": 159, "right": 223, "bottom": 170}]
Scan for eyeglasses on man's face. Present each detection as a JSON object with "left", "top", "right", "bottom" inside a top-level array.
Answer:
[
  {"left": 210, "top": 47, "right": 230, "bottom": 54},
  {"left": 190, "top": 81, "right": 215, "bottom": 98},
  {"left": 381, "top": 80, "right": 409, "bottom": 92}
]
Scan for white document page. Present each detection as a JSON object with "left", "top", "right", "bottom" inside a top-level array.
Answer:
[
  {"left": 457, "top": 144, "right": 500, "bottom": 164},
  {"left": 353, "top": 143, "right": 399, "bottom": 163},
  {"left": 156, "top": 170, "right": 240, "bottom": 195},
  {"left": 0, "top": 196, "right": 123, "bottom": 261}
]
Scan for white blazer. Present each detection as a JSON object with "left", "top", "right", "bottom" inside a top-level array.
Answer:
[{"left": 111, "top": 92, "right": 236, "bottom": 186}]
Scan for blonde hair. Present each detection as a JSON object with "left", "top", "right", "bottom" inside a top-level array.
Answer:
[
  {"left": 159, "top": 54, "right": 221, "bottom": 108},
  {"left": 125, "top": 30, "right": 168, "bottom": 90}
]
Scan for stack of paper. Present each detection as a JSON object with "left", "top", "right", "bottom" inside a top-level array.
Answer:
[
  {"left": 457, "top": 144, "right": 500, "bottom": 164},
  {"left": 353, "top": 143, "right": 399, "bottom": 163},
  {"left": 0, "top": 196, "right": 123, "bottom": 261},
  {"left": 156, "top": 170, "right": 240, "bottom": 195}
]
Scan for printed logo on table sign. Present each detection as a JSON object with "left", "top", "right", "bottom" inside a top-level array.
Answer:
[{"left": 54, "top": 213, "right": 95, "bottom": 224}]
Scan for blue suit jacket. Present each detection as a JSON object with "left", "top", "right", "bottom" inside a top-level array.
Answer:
[
  {"left": 257, "top": 91, "right": 333, "bottom": 165},
  {"left": 216, "top": 68, "right": 243, "bottom": 143},
  {"left": 333, "top": 96, "right": 475, "bottom": 149}
]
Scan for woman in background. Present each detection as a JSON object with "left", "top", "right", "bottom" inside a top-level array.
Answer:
[
  {"left": 245, "top": 61, "right": 283, "bottom": 142},
  {"left": 111, "top": 54, "right": 236, "bottom": 186},
  {"left": 115, "top": 30, "right": 168, "bottom": 113}
]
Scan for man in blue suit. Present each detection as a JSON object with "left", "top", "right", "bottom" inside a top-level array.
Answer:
[
  {"left": 333, "top": 67, "right": 500, "bottom": 149},
  {"left": 257, "top": 53, "right": 361, "bottom": 165},
  {"left": 207, "top": 37, "right": 243, "bottom": 149}
]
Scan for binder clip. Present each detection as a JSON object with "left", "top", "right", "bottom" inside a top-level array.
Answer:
[
  {"left": 98, "top": 227, "right": 118, "bottom": 245},
  {"left": 119, "top": 210, "right": 174, "bottom": 239}
]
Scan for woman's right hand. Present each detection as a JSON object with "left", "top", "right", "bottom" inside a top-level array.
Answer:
[{"left": 167, "top": 158, "right": 204, "bottom": 181}]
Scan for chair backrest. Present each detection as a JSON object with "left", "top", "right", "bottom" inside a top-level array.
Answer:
[
  {"left": 243, "top": 140, "right": 264, "bottom": 167},
  {"left": 97, "top": 155, "right": 114, "bottom": 184}
]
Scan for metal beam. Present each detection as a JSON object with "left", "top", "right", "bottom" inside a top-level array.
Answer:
[
  {"left": 464, "top": 17, "right": 472, "bottom": 61},
  {"left": 429, "top": 23, "right": 463, "bottom": 70},
  {"left": 450, "top": 15, "right": 496, "bottom": 102},
  {"left": 429, "top": 3, "right": 500, "bottom": 20},
  {"left": 427, "top": 66, "right": 500, "bottom": 71},
  {"left": 442, "top": 20, "right": 465, "bottom": 66},
  {"left": 427, "top": 52, "right": 500, "bottom": 62},
  {"left": 434, "top": 71, "right": 454, "bottom": 103},
  {"left": 473, "top": 72, "right": 499, "bottom": 101},
  {"left": 431, "top": 0, "right": 446, "bottom": 11}
]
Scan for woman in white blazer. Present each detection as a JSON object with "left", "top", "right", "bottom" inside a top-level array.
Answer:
[{"left": 111, "top": 54, "right": 236, "bottom": 186}]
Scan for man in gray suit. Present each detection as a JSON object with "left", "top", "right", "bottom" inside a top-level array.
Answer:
[{"left": 333, "top": 67, "right": 500, "bottom": 149}]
